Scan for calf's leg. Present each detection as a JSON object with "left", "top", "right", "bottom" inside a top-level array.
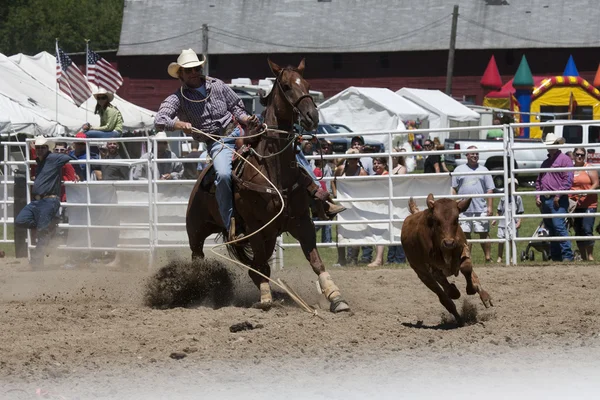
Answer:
[
  {"left": 412, "top": 265, "right": 464, "bottom": 326},
  {"left": 432, "top": 268, "right": 461, "bottom": 300},
  {"left": 459, "top": 256, "right": 493, "bottom": 308}
]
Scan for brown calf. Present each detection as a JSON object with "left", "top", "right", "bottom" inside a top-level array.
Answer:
[{"left": 401, "top": 194, "right": 493, "bottom": 326}]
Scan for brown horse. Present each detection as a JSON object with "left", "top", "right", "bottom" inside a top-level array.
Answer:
[{"left": 186, "top": 59, "right": 349, "bottom": 313}]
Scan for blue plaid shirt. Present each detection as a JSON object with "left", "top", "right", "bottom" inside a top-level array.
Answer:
[{"left": 155, "top": 77, "right": 248, "bottom": 141}]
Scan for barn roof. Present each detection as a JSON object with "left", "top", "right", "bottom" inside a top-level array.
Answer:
[{"left": 118, "top": 0, "right": 600, "bottom": 56}]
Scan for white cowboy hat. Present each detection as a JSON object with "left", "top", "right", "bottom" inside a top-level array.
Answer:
[
  {"left": 168, "top": 49, "right": 206, "bottom": 79},
  {"left": 33, "top": 136, "right": 54, "bottom": 151},
  {"left": 154, "top": 132, "right": 168, "bottom": 140},
  {"left": 93, "top": 87, "right": 114, "bottom": 102},
  {"left": 544, "top": 132, "right": 565, "bottom": 145}
]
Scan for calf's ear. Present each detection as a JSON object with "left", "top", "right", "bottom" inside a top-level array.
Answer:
[
  {"left": 426, "top": 193, "right": 435, "bottom": 210},
  {"left": 457, "top": 197, "right": 472, "bottom": 213}
]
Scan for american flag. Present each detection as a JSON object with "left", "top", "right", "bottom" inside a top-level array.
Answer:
[
  {"left": 87, "top": 48, "right": 123, "bottom": 93},
  {"left": 56, "top": 43, "right": 92, "bottom": 107}
]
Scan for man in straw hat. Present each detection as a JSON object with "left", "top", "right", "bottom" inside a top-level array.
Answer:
[
  {"left": 535, "top": 132, "right": 574, "bottom": 261},
  {"left": 155, "top": 49, "right": 343, "bottom": 241},
  {"left": 15, "top": 136, "right": 75, "bottom": 268}
]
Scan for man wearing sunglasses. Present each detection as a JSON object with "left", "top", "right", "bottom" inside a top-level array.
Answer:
[{"left": 15, "top": 136, "right": 75, "bottom": 268}]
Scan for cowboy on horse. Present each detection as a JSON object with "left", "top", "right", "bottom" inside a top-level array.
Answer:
[{"left": 155, "top": 49, "right": 345, "bottom": 241}]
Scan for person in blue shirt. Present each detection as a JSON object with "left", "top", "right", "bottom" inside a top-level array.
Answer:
[
  {"left": 15, "top": 136, "right": 74, "bottom": 268},
  {"left": 69, "top": 132, "right": 101, "bottom": 181}
]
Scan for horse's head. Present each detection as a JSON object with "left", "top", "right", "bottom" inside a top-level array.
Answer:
[{"left": 267, "top": 58, "right": 318, "bottom": 131}]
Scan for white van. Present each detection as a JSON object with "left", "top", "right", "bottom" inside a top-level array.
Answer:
[{"left": 543, "top": 120, "right": 600, "bottom": 163}]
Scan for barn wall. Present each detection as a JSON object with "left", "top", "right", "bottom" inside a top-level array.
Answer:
[{"left": 77, "top": 47, "right": 600, "bottom": 112}]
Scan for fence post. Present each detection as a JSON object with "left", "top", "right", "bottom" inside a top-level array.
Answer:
[{"left": 13, "top": 174, "right": 28, "bottom": 258}]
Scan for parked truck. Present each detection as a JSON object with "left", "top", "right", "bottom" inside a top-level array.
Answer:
[
  {"left": 444, "top": 120, "right": 600, "bottom": 188},
  {"left": 444, "top": 137, "right": 548, "bottom": 188}
]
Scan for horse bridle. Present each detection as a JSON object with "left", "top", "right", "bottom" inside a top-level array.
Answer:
[{"left": 275, "top": 68, "right": 316, "bottom": 125}]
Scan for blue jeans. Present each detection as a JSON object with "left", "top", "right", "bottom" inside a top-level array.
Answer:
[
  {"left": 296, "top": 150, "right": 318, "bottom": 183},
  {"left": 85, "top": 130, "right": 121, "bottom": 138},
  {"left": 15, "top": 197, "right": 60, "bottom": 263},
  {"left": 387, "top": 245, "right": 406, "bottom": 263},
  {"left": 209, "top": 138, "right": 236, "bottom": 231},
  {"left": 541, "top": 195, "right": 573, "bottom": 261},
  {"left": 313, "top": 219, "right": 332, "bottom": 243},
  {"left": 573, "top": 207, "right": 596, "bottom": 247}
]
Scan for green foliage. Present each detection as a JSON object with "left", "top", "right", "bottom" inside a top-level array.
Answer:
[{"left": 0, "top": 0, "right": 124, "bottom": 55}]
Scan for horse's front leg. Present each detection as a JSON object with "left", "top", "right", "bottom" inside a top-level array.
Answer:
[
  {"left": 288, "top": 216, "right": 350, "bottom": 313},
  {"left": 246, "top": 233, "right": 277, "bottom": 307}
]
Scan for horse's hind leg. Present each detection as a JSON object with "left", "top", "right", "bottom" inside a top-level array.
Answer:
[{"left": 288, "top": 217, "right": 350, "bottom": 313}]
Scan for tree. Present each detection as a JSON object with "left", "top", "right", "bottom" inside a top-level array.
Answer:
[{"left": 0, "top": 0, "right": 123, "bottom": 55}]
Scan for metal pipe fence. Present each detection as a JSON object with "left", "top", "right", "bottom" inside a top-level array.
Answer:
[{"left": 1, "top": 119, "right": 600, "bottom": 267}]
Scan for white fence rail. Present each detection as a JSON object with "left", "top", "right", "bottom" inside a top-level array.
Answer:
[{"left": 1, "top": 120, "right": 600, "bottom": 267}]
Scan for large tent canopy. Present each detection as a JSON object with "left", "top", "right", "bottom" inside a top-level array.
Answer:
[
  {"left": 317, "top": 87, "right": 430, "bottom": 148},
  {"left": 396, "top": 88, "right": 480, "bottom": 141},
  {"left": 0, "top": 52, "right": 155, "bottom": 137}
]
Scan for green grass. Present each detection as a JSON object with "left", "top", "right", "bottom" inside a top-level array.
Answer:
[
  {"left": 0, "top": 224, "right": 15, "bottom": 257},
  {"left": 280, "top": 188, "right": 599, "bottom": 268}
]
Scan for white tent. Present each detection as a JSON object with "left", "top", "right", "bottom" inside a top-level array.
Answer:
[
  {"left": 318, "top": 87, "right": 430, "bottom": 148},
  {"left": 0, "top": 52, "right": 155, "bottom": 136},
  {"left": 0, "top": 93, "right": 65, "bottom": 136},
  {"left": 395, "top": 88, "right": 480, "bottom": 142}
]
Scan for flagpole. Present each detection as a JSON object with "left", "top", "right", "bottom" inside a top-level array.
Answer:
[
  {"left": 55, "top": 38, "right": 59, "bottom": 123},
  {"left": 85, "top": 39, "right": 90, "bottom": 124}
]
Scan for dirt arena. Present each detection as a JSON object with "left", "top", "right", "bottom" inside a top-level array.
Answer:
[{"left": 1, "top": 256, "right": 600, "bottom": 399}]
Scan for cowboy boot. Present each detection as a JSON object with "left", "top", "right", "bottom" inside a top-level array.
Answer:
[{"left": 312, "top": 187, "right": 346, "bottom": 219}]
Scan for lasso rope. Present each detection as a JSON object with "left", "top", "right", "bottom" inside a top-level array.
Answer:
[{"left": 190, "top": 126, "right": 319, "bottom": 317}]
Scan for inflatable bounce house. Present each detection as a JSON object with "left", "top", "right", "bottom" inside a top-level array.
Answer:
[{"left": 482, "top": 54, "right": 600, "bottom": 138}]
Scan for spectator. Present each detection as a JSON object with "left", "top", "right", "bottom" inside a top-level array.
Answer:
[
  {"left": 535, "top": 133, "right": 574, "bottom": 262},
  {"left": 52, "top": 142, "right": 78, "bottom": 203},
  {"left": 350, "top": 135, "right": 374, "bottom": 263},
  {"left": 368, "top": 157, "right": 389, "bottom": 268},
  {"left": 486, "top": 118, "right": 504, "bottom": 140},
  {"left": 433, "top": 137, "right": 450, "bottom": 173},
  {"left": 51, "top": 142, "right": 78, "bottom": 239},
  {"left": 388, "top": 148, "right": 407, "bottom": 264},
  {"left": 15, "top": 137, "right": 74, "bottom": 268},
  {"left": 182, "top": 140, "right": 202, "bottom": 180},
  {"left": 82, "top": 88, "right": 123, "bottom": 139},
  {"left": 333, "top": 148, "right": 368, "bottom": 266},
  {"left": 312, "top": 159, "right": 331, "bottom": 243},
  {"left": 452, "top": 145, "right": 495, "bottom": 262},
  {"left": 492, "top": 178, "right": 524, "bottom": 263},
  {"left": 319, "top": 140, "right": 335, "bottom": 244},
  {"left": 423, "top": 139, "right": 441, "bottom": 173},
  {"left": 132, "top": 132, "right": 184, "bottom": 180},
  {"left": 69, "top": 133, "right": 101, "bottom": 181},
  {"left": 391, "top": 147, "right": 408, "bottom": 175},
  {"left": 350, "top": 136, "right": 374, "bottom": 175},
  {"left": 570, "top": 147, "right": 598, "bottom": 261},
  {"left": 95, "top": 141, "right": 130, "bottom": 266}
]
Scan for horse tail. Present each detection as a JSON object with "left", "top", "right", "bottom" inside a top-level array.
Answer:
[{"left": 224, "top": 232, "right": 254, "bottom": 265}]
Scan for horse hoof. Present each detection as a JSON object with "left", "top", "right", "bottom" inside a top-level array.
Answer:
[
  {"left": 479, "top": 291, "right": 493, "bottom": 308},
  {"left": 329, "top": 296, "right": 350, "bottom": 313},
  {"left": 252, "top": 301, "right": 273, "bottom": 311}
]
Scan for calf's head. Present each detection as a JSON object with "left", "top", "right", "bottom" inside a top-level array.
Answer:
[{"left": 426, "top": 194, "right": 471, "bottom": 250}]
